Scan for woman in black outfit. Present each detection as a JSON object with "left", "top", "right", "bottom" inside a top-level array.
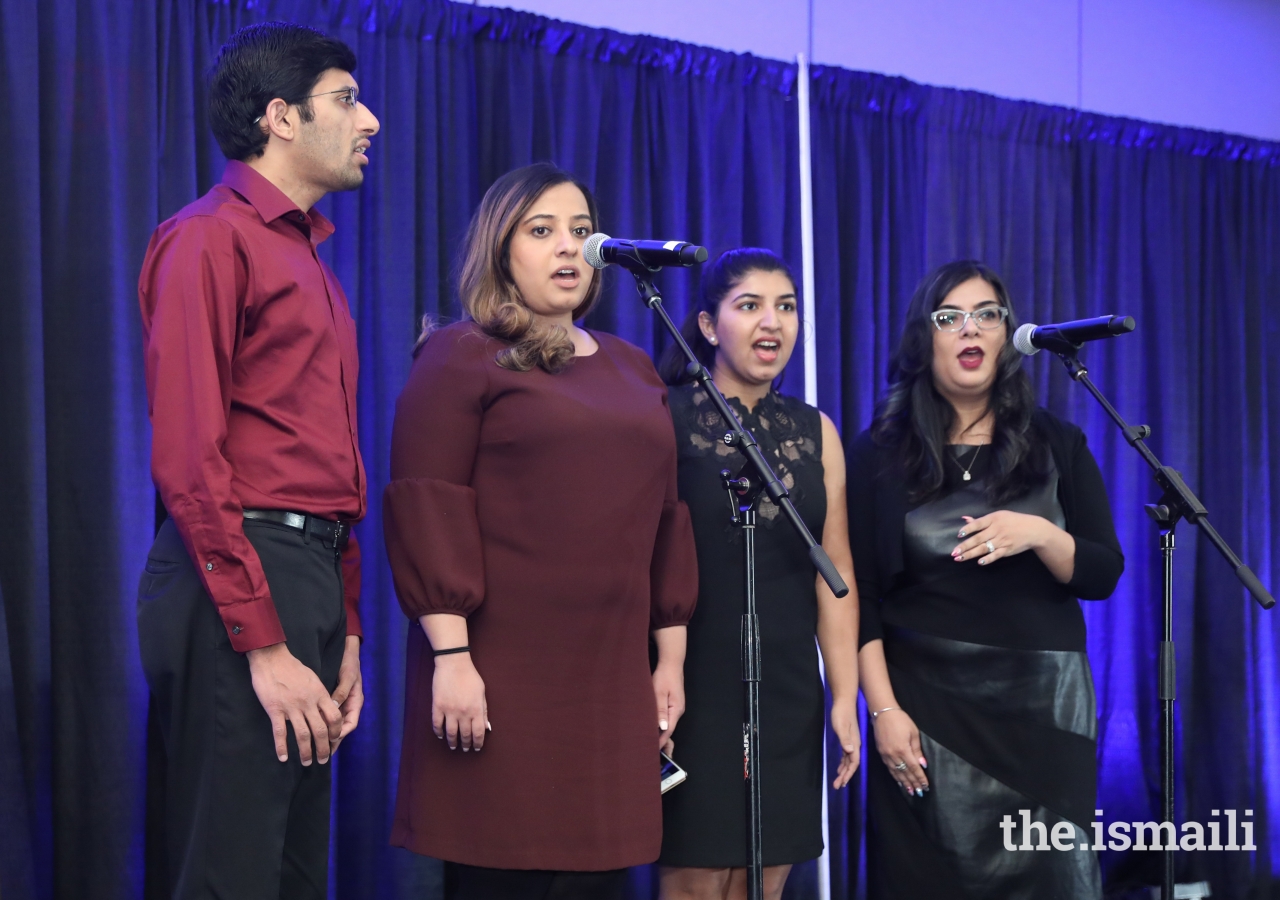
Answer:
[
  {"left": 657, "top": 249, "right": 859, "bottom": 900},
  {"left": 850, "top": 260, "right": 1123, "bottom": 900}
]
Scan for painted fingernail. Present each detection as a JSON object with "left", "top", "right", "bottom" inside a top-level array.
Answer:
[
  {"left": 919, "top": 759, "right": 928, "bottom": 768},
  {"left": 486, "top": 720, "right": 493, "bottom": 732},
  {"left": 916, "top": 788, "right": 924, "bottom": 797},
  {"left": 957, "top": 531, "right": 966, "bottom": 538},
  {"left": 659, "top": 720, "right": 668, "bottom": 731},
  {"left": 978, "top": 557, "right": 988, "bottom": 565}
]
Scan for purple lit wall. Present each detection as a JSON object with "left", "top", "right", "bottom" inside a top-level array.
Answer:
[{"left": 475, "top": 0, "right": 1280, "bottom": 141}]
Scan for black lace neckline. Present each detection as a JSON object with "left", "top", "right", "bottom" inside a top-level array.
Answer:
[
  {"left": 675, "top": 386, "right": 820, "bottom": 525},
  {"left": 724, "top": 390, "right": 778, "bottom": 421}
]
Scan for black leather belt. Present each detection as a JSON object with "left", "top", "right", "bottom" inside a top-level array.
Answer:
[{"left": 242, "top": 509, "right": 350, "bottom": 549}]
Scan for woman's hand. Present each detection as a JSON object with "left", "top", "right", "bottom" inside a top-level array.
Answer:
[
  {"left": 651, "top": 625, "right": 688, "bottom": 754},
  {"left": 873, "top": 708, "right": 928, "bottom": 795},
  {"left": 951, "top": 511, "right": 1076, "bottom": 582},
  {"left": 652, "top": 663, "right": 685, "bottom": 755},
  {"left": 952, "top": 510, "right": 1046, "bottom": 562},
  {"left": 830, "top": 695, "right": 861, "bottom": 789},
  {"left": 431, "top": 653, "right": 488, "bottom": 752}
]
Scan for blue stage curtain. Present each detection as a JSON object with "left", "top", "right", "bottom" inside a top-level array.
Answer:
[
  {"left": 2, "top": 1, "right": 1279, "bottom": 898},
  {"left": 808, "top": 65, "right": 1280, "bottom": 898},
  {"left": 1, "top": 1, "right": 801, "bottom": 899}
]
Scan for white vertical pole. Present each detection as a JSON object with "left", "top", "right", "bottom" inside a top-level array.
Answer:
[
  {"left": 798, "top": 53, "right": 818, "bottom": 410},
  {"left": 796, "top": 51, "right": 831, "bottom": 900}
]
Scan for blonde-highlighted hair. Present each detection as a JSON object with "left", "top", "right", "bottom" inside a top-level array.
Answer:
[{"left": 416, "top": 163, "right": 603, "bottom": 371}]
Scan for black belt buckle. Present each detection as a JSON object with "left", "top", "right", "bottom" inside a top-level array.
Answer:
[{"left": 303, "top": 513, "right": 349, "bottom": 550}]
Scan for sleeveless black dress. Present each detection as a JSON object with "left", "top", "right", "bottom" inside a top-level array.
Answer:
[{"left": 659, "top": 385, "right": 828, "bottom": 867}]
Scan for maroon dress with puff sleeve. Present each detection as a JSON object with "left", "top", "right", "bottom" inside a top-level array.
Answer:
[{"left": 384, "top": 321, "right": 698, "bottom": 871}]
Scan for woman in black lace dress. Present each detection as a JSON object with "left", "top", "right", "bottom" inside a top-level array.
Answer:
[
  {"left": 656, "top": 249, "right": 859, "bottom": 900},
  {"left": 851, "top": 260, "right": 1123, "bottom": 899}
]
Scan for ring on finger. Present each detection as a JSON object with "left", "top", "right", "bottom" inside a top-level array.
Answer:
[
  {"left": 893, "top": 761, "right": 907, "bottom": 771},
  {"left": 985, "top": 540, "right": 995, "bottom": 554}
]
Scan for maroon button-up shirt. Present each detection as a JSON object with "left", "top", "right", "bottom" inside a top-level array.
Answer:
[{"left": 139, "top": 160, "right": 366, "bottom": 652}]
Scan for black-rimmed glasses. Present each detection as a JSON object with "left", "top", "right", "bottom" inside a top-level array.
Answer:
[{"left": 930, "top": 307, "right": 1009, "bottom": 332}]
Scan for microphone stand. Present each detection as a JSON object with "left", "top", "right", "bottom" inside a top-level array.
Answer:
[
  {"left": 1044, "top": 340, "right": 1274, "bottom": 900},
  {"left": 625, "top": 265, "right": 849, "bottom": 900}
]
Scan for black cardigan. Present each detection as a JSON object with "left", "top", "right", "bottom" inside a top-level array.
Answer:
[{"left": 848, "top": 408, "right": 1124, "bottom": 649}]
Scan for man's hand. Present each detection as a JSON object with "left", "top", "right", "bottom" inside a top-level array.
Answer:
[
  {"left": 330, "top": 635, "right": 363, "bottom": 754},
  {"left": 247, "top": 642, "right": 344, "bottom": 765}
]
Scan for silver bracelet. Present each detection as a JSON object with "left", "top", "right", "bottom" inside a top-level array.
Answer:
[{"left": 870, "top": 706, "right": 901, "bottom": 720}]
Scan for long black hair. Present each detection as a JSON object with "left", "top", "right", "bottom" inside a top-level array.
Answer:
[
  {"left": 658, "top": 247, "right": 798, "bottom": 385},
  {"left": 870, "top": 259, "right": 1049, "bottom": 504}
]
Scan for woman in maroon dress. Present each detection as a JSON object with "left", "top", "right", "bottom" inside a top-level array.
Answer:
[{"left": 383, "top": 163, "right": 698, "bottom": 899}]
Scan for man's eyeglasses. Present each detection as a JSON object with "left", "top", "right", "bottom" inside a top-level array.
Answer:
[
  {"left": 253, "top": 87, "right": 361, "bottom": 124},
  {"left": 929, "top": 307, "right": 1009, "bottom": 332},
  {"left": 306, "top": 87, "right": 360, "bottom": 108}
]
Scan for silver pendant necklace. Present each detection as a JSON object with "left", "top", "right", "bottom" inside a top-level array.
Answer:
[{"left": 952, "top": 444, "right": 983, "bottom": 481}]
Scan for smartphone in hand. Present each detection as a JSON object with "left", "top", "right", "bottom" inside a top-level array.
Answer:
[{"left": 660, "top": 751, "right": 687, "bottom": 794}]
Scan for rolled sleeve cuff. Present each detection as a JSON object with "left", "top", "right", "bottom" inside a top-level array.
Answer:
[
  {"left": 857, "top": 581, "right": 884, "bottom": 648},
  {"left": 1067, "top": 538, "right": 1124, "bottom": 600}
]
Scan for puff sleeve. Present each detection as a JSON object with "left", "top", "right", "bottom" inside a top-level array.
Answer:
[
  {"left": 383, "top": 327, "right": 489, "bottom": 619},
  {"left": 649, "top": 446, "right": 698, "bottom": 629}
]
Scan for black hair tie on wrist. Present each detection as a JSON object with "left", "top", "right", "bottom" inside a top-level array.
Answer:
[{"left": 432, "top": 645, "right": 470, "bottom": 657}]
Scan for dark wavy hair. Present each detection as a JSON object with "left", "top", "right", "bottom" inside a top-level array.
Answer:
[
  {"left": 209, "top": 22, "right": 358, "bottom": 161},
  {"left": 870, "top": 259, "right": 1049, "bottom": 504},
  {"left": 658, "top": 247, "right": 797, "bottom": 384},
  {"left": 414, "top": 163, "right": 603, "bottom": 372}
]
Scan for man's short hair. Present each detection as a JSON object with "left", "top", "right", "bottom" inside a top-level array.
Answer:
[{"left": 209, "top": 22, "right": 358, "bottom": 162}]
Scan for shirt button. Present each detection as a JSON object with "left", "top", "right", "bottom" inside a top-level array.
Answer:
[
  {"left": 232, "top": 626, "right": 242, "bottom": 635},
  {"left": 206, "top": 562, "right": 214, "bottom": 571}
]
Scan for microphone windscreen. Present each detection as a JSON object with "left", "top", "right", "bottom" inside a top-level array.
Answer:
[
  {"left": 583, "top": 233, "right": 610, "bottom": 270},
  {"left": 1012, "top": 323, "right": 1039, "bottom": 356}
]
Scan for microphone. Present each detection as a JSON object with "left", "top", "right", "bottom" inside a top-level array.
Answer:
[
  {"left": 583, "top": 233, "right": 709, "bottom": 271},
  {"left": 1013, "top": 315, "right": 1136, "bottom": 356}
]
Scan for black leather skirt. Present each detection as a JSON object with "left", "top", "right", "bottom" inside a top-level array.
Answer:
[{"left": 866, "top": 625, "right": 1102, "bottom": 900}]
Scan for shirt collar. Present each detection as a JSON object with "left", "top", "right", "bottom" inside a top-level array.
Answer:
[{"left": 221, "top": 159, "right": 335, "bottom": 243}]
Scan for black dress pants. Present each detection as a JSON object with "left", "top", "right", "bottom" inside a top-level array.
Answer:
[{"left": 138, "top": 517, "right": 347, "bottom": 900}]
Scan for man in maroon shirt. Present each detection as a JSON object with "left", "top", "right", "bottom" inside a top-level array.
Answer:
[{"left": 136, "top": 22, "right": 379, "bottom": 899}]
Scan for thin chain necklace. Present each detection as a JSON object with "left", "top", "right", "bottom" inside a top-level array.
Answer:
[{"left": 951, "top": 444, "right": 983, "bottom": 482}]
